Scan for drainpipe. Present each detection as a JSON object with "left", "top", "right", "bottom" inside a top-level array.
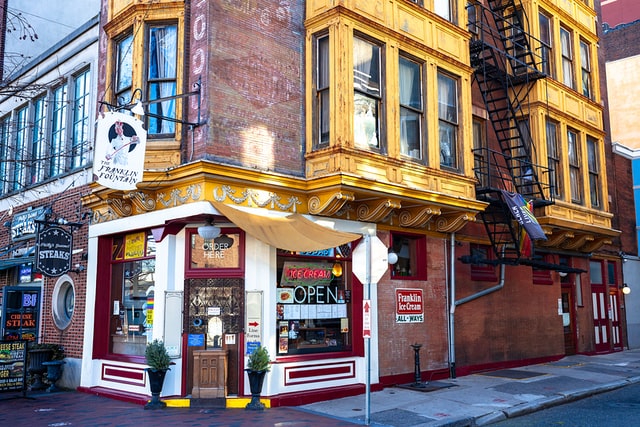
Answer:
[{"left": 449, "top": 244, "right": 506, "bottom": 378}]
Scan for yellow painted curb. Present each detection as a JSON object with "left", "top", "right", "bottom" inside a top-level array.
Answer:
[
  {"left": 163, "top": 398, "right": 191, "bottom": 408},
  {"left": 226, "top": 397, "right": 271, "bottom": 409}
]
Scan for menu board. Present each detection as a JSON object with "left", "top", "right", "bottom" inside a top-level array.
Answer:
[{"left": 0, "top": 340, "right": 27, "bottom": 393}]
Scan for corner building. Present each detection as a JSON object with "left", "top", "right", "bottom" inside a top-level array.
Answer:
[{"left": 81, "top": 0, "right": 625, "bottom": 406}]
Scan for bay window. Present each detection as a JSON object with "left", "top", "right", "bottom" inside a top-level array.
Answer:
[
  {"left": 399, "top": 55, "right": 424, "bottom": 160},
  {"left": 353, "top": 36, "right": 382, "bottom": 150}
]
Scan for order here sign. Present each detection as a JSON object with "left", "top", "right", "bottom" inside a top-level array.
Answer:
[{"left": 395, "top": 288, "right": 424, "bottom": 323}]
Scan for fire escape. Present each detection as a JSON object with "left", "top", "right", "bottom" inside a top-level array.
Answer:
[{"left": 468, "top": 0, "right": 554, "bottom": 264}]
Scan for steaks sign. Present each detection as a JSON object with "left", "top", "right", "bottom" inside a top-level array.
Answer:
[{"left": 35, "top": 226, "right": 72, "bottom": 277}]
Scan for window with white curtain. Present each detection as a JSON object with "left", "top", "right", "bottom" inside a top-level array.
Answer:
[
  {"left": 354, "top": 36, "right": 382, "bottom": 150},
  {"left": 567, "top": 128, "right": 582, "bottom": 204},
  {"left": 316, "top": 34, "right": 330, "bottom": 147},
  {"left": 587, "top": 136, "right": 600, "bottom": 209},
  {"left": 580, "top": 40, "right": 592, "bottom": 100},
  {"left": 434, "top": 0, "right": 454, "bottom": 23},
  {"left": 539, "top": 11, "right": 553, "bottom": 77},
  {"left": 438, "top": 72, "right": 458, "bottom": 169},
  {"left": 115, "top": 33, "right": 133, "bottom": 107},
  {"left": 399, "top": 56, "right": 423, "bottom": 160},
  {"left": 560, "top": 26, "right": 574, "bottom": 90},
  {"left": 146, "top": 24, "right": 177, "bottom": 136},
  {"left": 546, "top": 119, "right": 562, "bottom": 199}
]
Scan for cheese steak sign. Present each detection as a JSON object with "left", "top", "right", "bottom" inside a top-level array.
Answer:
[
  {"left": 35, "top": 226, "right": 72, "bottom": 277},
  {"left": 395, "top": 288, "right": 424, "bottom": 323}
]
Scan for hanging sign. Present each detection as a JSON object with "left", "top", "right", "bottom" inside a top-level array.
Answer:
[
  {"left": 35, "top": 226, "right": 72, "bottom": 277},
  {"left": 94, "top": 111, "right": 147, "bottom": 191}
]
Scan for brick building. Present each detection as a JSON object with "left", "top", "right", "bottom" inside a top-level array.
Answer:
[{"left": 73, "top": 0, "right": 627, "bottom": 407}]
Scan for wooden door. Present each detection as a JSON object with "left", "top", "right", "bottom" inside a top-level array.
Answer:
[{"left": 592, "top": 286, "right": 610, "bottom": 353}]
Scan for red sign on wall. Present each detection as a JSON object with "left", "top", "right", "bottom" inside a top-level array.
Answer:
[{"left": 395, "top": 289, "right": 424, "bottom": 323}]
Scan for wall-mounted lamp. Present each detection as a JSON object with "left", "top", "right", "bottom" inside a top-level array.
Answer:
[
  {"left": 131, "top": 100, "right": 145, "bottom": 116},
  {"left": 388, "top": 250, "right": 399, "bottom": 265},
  {"left": 622, "top": 283, "right": 631, "bottom": 295},
  {"left": 558, "top": 271, "right": 568, "bottom": 278},
  {"left": 197, "top": 219, "right": 221, "bottom": 240}
]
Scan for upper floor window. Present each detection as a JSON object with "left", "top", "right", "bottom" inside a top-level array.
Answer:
[
  {"left": 353, "top": 36, "right": 382, "bottom": 151},
  {"left": 31, "top": 95, "right": 47, "bottom": 185},
  {"left": 438, "top": 71, "right": 459, "bottom": 170},
  {"left": 146, "top": 24, "right": 177, "bottom": 136},
  {"left": 560, "top": 26, "right": 574, "bottom": 90},
  {"left": 315, "top": 34, "right": 330, "bottom": 147},
  {"left": 579, "top": 40, "right": 592, "bottom": 100},
  {"left": 539, "top": 12, "right": 553, "bottom": 77},
  {"left": 567, "top": 128, "right": 582, "bottom": 204},
  {"left": 50, "top": 83, "right": 69, "bottom": 178},
  {"left": 473, "top": 118, "right": 487, "bottom": 187},
  {"left": 72, "top": 69, "right": 91, "bottom": 169},
  {"left": 587, "top": 136, "right": 600, "bottom": 209},
  {"left": 399, "top": 55, "right": 424, "bottom": 160},
  {"left": 390, "top": 232, "right": 427, "bottom": 279},
  {"left": 434, "top": 0, "right": 455, "bottom": 23},
  {"left": 115, "top": 33, "right": 133, "bottom": 107},
  {"left": 546, "top": 119, "right": 562, "bottom": 199},
  {"left": 0, "top": 116, "right": 10, "bottom": 194},
  {"left": 12, "top": 106, "right": 28, "bottom": 192}
]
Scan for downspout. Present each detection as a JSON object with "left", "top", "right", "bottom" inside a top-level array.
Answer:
[{"left": 449, "top": 244, "right": 506, "bottom": 378}]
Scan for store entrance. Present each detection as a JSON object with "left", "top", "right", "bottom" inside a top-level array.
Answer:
[{"left": 185, "top": 278, "right": 244, "bottom": 397}]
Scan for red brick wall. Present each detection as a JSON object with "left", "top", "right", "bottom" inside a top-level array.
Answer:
[{"left": 192, "top": 0, "right": 306, "bottom": 176}]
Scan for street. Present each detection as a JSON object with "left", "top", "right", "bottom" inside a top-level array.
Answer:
[{"left": 493, "top": 381, "right": 640, "bottom": 426}]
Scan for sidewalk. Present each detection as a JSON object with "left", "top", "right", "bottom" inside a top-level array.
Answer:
[{"left": 302, "top": 348, "right": 640, "bottom": 426}]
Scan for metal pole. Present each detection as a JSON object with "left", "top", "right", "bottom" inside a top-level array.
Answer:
[{"left": 364, "top": 234, "right": 371, "bottom": 426}]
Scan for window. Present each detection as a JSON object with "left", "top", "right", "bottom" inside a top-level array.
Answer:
[
  {"left": 587, "top": 136, "right": 600, "bottom": 208},
  {"left": 589, "top": 260, "right": 603, "bottom": 285},
  {"left": 0, "top": 116, "right": 10, "bottom": 194},
  {"left": 12, "top": 106, "right": 28, "bottom": 192},
  {"left": 315, "top": 34, "right": 330, "bottom": 147},
  {"left": 438, "top": 72, "right": 458, "bottom": 169},
  {"left": 560, "top": 27, "right": 574, "bottom": 90},
  {"left": 276, "top": 245, "right": 353, "bottom": 356},
  {"left": 467, "top": 2, "right": 478, "bottom": 34},
  {"left": 109, "top": 231, "right": 156, "bottom": 356},
  {"left": 354, "top": 36, "right": 382, "bottom": 151},
  {"left": 115, "top": 33, "right": 133, "bottom": 107},
  {"left": 146, "top": 24, "right": 177, "bottom": 136},
  {"left": 580, "top": 40, "right": 592, "bottom": 99},
  {"left": 52, "top": 278, "right": 75, "bottom": 330},
  {"left": 50, "top": 84, "right": 68, "bottom": 178},
  {"left": 30, "top": 95, "right": 47, "bottom": 184},
  {"left": 188, "top": 229, "right": 243, "bottom": 272},
  {"left": 399, "top": 55, "right": 424, "bottom": 160},
  {"left": 390, "top": 233, "right": 426, "bottom": 279},
  {"left": 470, "top": 244, "right": 497, "bottom": 281},
  {"left": 539, "top": 12, "right": 553, "bottom": 77},
  {"left": 567, "top": 128, "right": 582, "bottom": 204},
  {"left": 72, "top": 69, "right": 91, "bottom": 169},
  {"left": 434, "top": 0, "right": 454, "bottom": 23},
  {"left": 473, "top": 118, "right": 487, "bottom": 187},
  {"left": 546, "top": 119, "right": 562, "bottom": 199}
]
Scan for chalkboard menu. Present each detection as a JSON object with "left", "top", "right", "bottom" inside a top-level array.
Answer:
[{"left": 0, "top": 340, "right": 27, "bottom": 393}]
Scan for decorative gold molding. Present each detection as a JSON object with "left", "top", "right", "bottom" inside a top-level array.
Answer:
[
  {"left": 538, "top": 230, "right": 574, "bottom": 247},
  {"left": 356, "top": 199, "right": 402, "bottom": 222},
  {"left": 580, "top": 237, "right": 612, "bottom": 253},
  {"left": 397, "top": 205, "right": 442, "bottom": 228},
  {"left": 436, "top": 212, "right": 475, "bottom": 233},
  {"left": 308, "top": 191, "right": 356, "bottom": 216},
  {"left": 562, "top": 234, "right": 594, "bottom": 251},
  {"left": 106, "top": 198, "right": 133, "bottom": 218},
  {"left": 124, "top": 191, "right": 157, "bottom": 212},
  {"left": 157, "top": 184, "right": 202, "bottom": 208},
  {"left": 213, "top": 185, "right": 302, "bottom": 212}
]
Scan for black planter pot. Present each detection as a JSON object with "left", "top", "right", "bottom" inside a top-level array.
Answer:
[
  {"left": 28, "top": 349, "right": 54, "bottom": 391},
  {"left": 42, "top": 360, "right": 66, "bottom": 392},
  {"left": 144, "top": 368, "right": 168, "bottom": 410},
  {"left": 245, "top": 369, "right": 267, "bottom": 410}
]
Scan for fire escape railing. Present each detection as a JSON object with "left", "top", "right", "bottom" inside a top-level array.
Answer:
[{"left": 468, "top": 0, "right": 555, "bottom": 262}]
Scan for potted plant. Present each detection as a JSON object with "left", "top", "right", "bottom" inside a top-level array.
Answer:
[
  {"left": 245, "top": 345, "right": 270, "bottom": 410},
  {"left": 144, "top": 339, "right": 171, "bottom": 410},
  {"left": 41, "top": 344, "right": 66, "bottom": 392}
]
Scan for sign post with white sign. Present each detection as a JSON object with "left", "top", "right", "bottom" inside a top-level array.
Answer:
[{"left": 245, "top": 291, "right": 263, "bottom": 354}]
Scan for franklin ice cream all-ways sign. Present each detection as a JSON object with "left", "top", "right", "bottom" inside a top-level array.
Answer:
[{"left": 94, "top": 111, "right": 147, "bottom": 191}]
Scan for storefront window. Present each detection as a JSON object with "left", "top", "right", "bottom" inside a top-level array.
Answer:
[
  {"left": 109, "top": 231, "right": 156, "bottom": 356},
  {"left": 189, "top": 229, "right": 243, "bottom": 271},
  {"left": 276, "top": 245, "right": 352, "bottom": 356}
]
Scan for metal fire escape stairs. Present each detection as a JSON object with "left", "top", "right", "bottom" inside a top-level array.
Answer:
[{"left": 467, "top": 0, "right": 554, "bottom": 264}]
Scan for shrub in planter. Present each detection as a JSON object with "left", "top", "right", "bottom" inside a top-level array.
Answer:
[
  {"left": 245, "top": 346, "right": 270, "bottom": 410},
  {"left": 144, "top": 339, "right": 171, "bottom": 410}
]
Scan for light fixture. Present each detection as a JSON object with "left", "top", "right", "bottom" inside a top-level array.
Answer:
[
  {"left": 332, "top": 261, "right": 343, "bottom": 277},
  {"left": 558, "top": 271, "right": 568, "bottom": 278},
  {"left": 622, "top": 283, "right": 631, "bottom": 295},
  {"left": 131, "top": 100, "right": 145, "bottom": 116},
  {"left": 214, "top": 233, "right": 234, "bottom": 249},
  {"left": 388, "top": 251, "right": 398, "bottom": 265},
  {"left": 197, "top": 219, "right": 221, "bottom": 240}
]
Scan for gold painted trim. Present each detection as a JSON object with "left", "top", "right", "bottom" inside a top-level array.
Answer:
[
  {"left": 308, "top": 191, "right": 356, "bottom": 216},
  {"left": 356, "top": 199, "right": 402, "bottom": 222},
  {"left": 397, "top": 205, "right": 442, "bottom": 228},
  {"left": 436, "top": 212, "right": 475, "bottom": 233}
]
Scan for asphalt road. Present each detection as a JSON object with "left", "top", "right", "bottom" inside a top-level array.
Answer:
[{"left": 492, "top": 380, "right": 640, "bottom": 426}]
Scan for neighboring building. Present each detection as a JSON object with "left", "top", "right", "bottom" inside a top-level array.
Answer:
[
  {"left": 602, "top": 0, "right": 640, "bottom": 349},
  {"left": 79, "top": 0, "right": 625, "bottom": 407},
  {"left": 0, "top": 12, "right": 99, "bottom": 390}
]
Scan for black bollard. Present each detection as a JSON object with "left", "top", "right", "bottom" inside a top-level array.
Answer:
[{"left": 411, "top": 343, "right": 426, "bottom": 388}]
